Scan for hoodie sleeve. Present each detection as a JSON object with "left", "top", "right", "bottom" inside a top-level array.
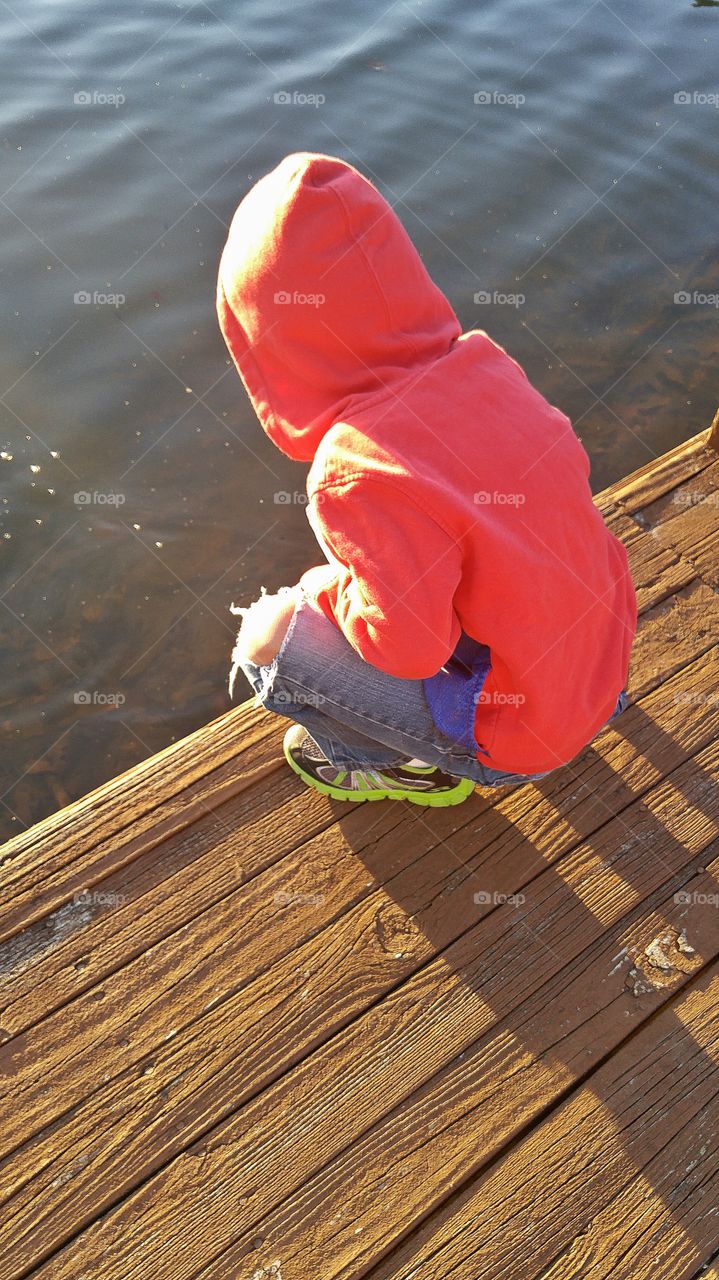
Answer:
[{"left": 299, "top": 479, "right": 463, "bottom": 679}]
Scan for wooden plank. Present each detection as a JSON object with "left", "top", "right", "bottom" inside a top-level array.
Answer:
[
  {"left": 0, "top": 771, "right": 345, "bottom": 1036},
  {"left": 1, "top": 542, "right": 715, "bottom": 1040},
  {"left": 626, "top": 579, "right": 717, "bottom": 700},
  {"left": 192, "top": 853, "right": 719, "bottom": 1280},
  {"left": 11, "top": 735, "right": 719, "bottom": 1279},
  {"left": 367, "top": 962, "right": 719, "bottom": 1280},
  {"left": 658, "top": 503, "right": 719, "bottom": 591},
  {"left": 632, "top": 463, "right": 719, "bottom": 591},
  {"left": 0, "top": 622, "right": 717, "bottom": 1150},
  {"left": 605, "top": 509, "right": 697, "bottom": 612},
  {"left": 0, "top": 434, "right": 714, "bottom": 1280},
  {"left": 0, "top": 702, "right": 286, "bottom": 942},
  {"left": 689, "top": 1263, "right": 719, "bottom": 1280},
  {"left": 0, "top": 619, "right": 711, "bottom": 1218},
  {"left": 595, "top": 426, "right": 717, "bottom": 515},
  {"left": 631, "top": 457, "right": 719, "bottom": 530},
  {"left": 1, "top": 509, "right": 711, "bottom": 1029},
  {"left": 0, "top": 700, "right": 273, "bottom": 864},
  {"left": 707, "top": 406, "right": 719, "bottom": 451}
]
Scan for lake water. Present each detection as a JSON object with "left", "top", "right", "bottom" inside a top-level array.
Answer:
[{"left": 1, "top": 0, "right": 717, "bottom": 836}]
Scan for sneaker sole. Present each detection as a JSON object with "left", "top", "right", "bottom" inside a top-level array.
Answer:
[{"left": 283, "top": 746, "right": 476, "bottom": 807}]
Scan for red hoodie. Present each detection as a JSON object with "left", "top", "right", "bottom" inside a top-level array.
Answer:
[{"left": 217, "top": 151, "right": 637, "bottom": 774}]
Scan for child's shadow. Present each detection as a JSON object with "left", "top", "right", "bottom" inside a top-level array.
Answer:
[{"left": 332, "top": 699, "right": 717, "bottom": 1265}]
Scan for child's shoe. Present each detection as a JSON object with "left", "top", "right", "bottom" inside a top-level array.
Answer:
[{"left": 283, "top": 725, "right": 475, "bottom": 807}]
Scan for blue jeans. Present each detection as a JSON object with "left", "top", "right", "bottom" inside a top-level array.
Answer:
[{"left": 234, "top": 592, "right": 629, "bottom": 788}]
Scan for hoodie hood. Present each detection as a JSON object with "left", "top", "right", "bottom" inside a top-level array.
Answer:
[{"left": 217, "top": 151, "right": 460, "bottom": 461}]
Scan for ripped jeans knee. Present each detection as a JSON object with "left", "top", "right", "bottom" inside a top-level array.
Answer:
[{"left": 228, "top": 585, "right": 298, "bottom": 702}]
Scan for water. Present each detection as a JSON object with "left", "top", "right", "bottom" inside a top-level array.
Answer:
[{"left": 1, "top": 0, "right": 717, "bottom": 837}]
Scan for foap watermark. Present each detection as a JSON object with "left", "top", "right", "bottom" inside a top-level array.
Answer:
[
  {"left": 674, "top": 889, "right": 719, "bottom": 907},
  {"left": 673, "top": 690, "right": 719, "bottom": 706},
  {"left": 74, "top": 490, "right": 126, "bottom": 506},
  {"left": 474, "top": 89, "right": 525, "bottom": 108},
  {"left": 274, "top": 289, "right": 325, "bottom": 307},
  {"left": 474, "top": 889, "right": 526, "bottom": 906},
  {"left": 273, "top": 489, "right": 328, "bottom": 506},
  {"left": 474, "top": 289, "right": 525, "bottom": 308},
  {"left": 272, "top": 690, "right": 327, "bottom": 709},
  {"left": 674, "top": 289, "right": 719, "bottom": 308},
  {"left": 474, "top": 490, "right": 526, "bottom": 506},
  {"left": 674, "top": 90, "right": 719, "bottom": 108},
  {"left": 74, "top": 89, "right": 125, "bottom": 108},
  {"left": 672, "top": 489, "right": 719, "bottom": 508},
  {"left": 74, "top": 290, "right": 125, "bottom": 307},
  {"left": 273, "top": 89, "right": 325, "bottom": 107},
  {"left": 476, "top": 690, "right": 527, "bottom": 707},
  {"left": 274, "top": 889, "right": 325, "bottom": 906},
  {"left": 74, "top": 690, "right": 126, "bottom": 707},
  {"left": 274, "top": 490, "right": 308, "bottom": 505},
  {"left": 74, "top": 887, "right": 128, "bottom": 907}
]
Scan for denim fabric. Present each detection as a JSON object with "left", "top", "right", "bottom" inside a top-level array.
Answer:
[{"left": 234, "top": 592, "right": 629, "bottom": 788}]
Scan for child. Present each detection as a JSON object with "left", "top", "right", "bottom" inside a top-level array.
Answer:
[{"left": 217, "top": 152, "right": 636, "bottom": 807}]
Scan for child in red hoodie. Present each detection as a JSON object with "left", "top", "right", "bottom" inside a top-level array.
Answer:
[{"left": 218, "top": 152, "right": 636, "bottom": 806}]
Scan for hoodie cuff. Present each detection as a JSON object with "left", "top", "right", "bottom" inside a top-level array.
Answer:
[{"left": 298, "top": 563, "right": 342, "bottom": 625}]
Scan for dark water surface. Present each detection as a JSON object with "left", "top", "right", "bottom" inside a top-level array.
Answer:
[{"left": 1, "top": 0, "right": 717, "bottom": 835}]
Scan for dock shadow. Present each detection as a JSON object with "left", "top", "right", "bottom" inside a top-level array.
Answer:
[{"left": 332, "top": 700, "right": 718, "bottom": 1269}]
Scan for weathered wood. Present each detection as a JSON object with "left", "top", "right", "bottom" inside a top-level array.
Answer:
[
  {"left": 632, "top": 456, "right": 719, "bottom": 529},
  {"left": 626, "top": 579, "right": 717, "bottom": 699},
  {"left": 707, "top": 406, "right": 719, "bottom": 452},
  {"left": 1, "top": 625, "right": 717, "bottom": 1147},
  {"left": 595, "top": 426, "right": 717, "bottom": 514},
  {"left": 0, "top": 772, "right": 342, "bottom": 1035},
  {"left": 0, "top": 703, "right": 286, "bottom": 942},
  {"left": 689, "top": 1263, "right": 719, "bottom": 1280},
  {"left": 1, "top": 428, "right": 718, "bottom": 1280},
  {"left": 368, "top": 963, "right": 719, "bottom": 1280},
  {"left": 0, "top": 522, "right": 712, "bottom": 1046},
  {"left": 605, "top": 509, "right": 697, "bottom": 611},
  {"left": 194, "top": 855, "right": 719, "bottom": 1280},
  {"left": 634, "top": 461, "right": 719, "bottom": 590},
  {"left": 11, "top": 738, "right": 719, "bottom": 1278}
]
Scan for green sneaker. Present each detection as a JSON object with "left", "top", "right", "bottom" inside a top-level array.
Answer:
[{"left": 283, "top": 725, "right": 476, "bottom": 807}]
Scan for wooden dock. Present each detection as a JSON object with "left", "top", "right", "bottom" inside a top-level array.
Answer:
[{"left": 1, "top": 419, "right": 718, "bottom": 1280}]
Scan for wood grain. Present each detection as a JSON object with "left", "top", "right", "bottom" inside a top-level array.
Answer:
[
  {"left": 595, "top": 426, "right": 717, "bottom": 514},
  {"left": 0, "top": 702, "right": 285, "bottom": 941},
  {"left": 1, "top": 428, "right": 718, "bottom": 1280},
  {"left": 194, "top": 853, "right": 719, "bottom": 1280},
  {"left": 0, "top": 506, "right": 714, "bottom": 1039},
  {"left": 707, "top": 406, "right": 719, "bottom": 452},
  {"left": 1, "top": 624, "right": 717, "bottom": 1135},
  {"left": 0, "top": 771, "right": 340, "bottom": 1034},
  {"left": 368, "top": 963, "right": 719, "bottom": 1280},
  {"left": 15, "top": 735, "right": 719, "bottom": 1279},
  {"left": 639, "top": 462, "right": 719, "bottom": 589}
]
